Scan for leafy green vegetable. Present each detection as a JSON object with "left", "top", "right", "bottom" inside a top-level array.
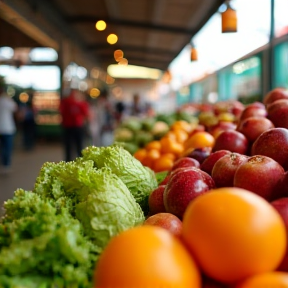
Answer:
[
  {"left": 155, "top": 171, "right": 169, "bottom": 185},
  {"left": 82, "top": 145, "right": 158, "bottom": 214},
  {"left": 0, "top": 189, "right": 96, "bottom": 287},
  {"left": 0, "top": 143, "right": 153, "bottom": 286}
]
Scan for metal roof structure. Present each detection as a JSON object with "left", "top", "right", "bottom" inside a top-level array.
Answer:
[{"left": 0, "top": 0, "right": 225, "bottom": 71}]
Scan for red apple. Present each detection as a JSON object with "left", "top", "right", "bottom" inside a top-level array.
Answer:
[
  {"left": 171, "top": 157, "right": 200, "bottom": 171},
  {"left": 148, "top": 185, "right": 166, "bottom": 215},
  {"left": 246, "top": 101, "right": 266, "bottom": 109},
  {"left": 237, "top": 116, "right": 275, "bottom": 143},
  {"left": 267, "top": 99, "right": 288, "bottom": 129},
  {"left": 239, "top": 106, "right": 267, "bottom": 121},
  {"left": 212, "top": 130, "right": 249, "bottom": 155},
  {"left": 251, "top": 128, "right": 288, "bottom": 170},
  {"left": 200, "top": 150, "right": 232, "bottom": 175},
  {"left": 271, "top": 197, "right": 288, "bottom": 271},
  {"left": 274, "top": 171, "right": 288, "bottom": 200},
  {"left": 163, "top": 167, "right": 215, "bottom": 219},
  {"left": 144, "top": 212, "right": 182, "bottom": 237},
  {"left": 234, "top": 155, "right": 285, "bottom": 201},
  {"left": 263, "top": 87, "right": 288, "bottom": 106},
  {"left": 209, "top": 121, "right": 237, "bottom": 139},
  {"left": 211, "top": 153, "right": 248, "bottom": 188},
  {"left": 185, "top": 147, "right": 212, "bottom": 164}
]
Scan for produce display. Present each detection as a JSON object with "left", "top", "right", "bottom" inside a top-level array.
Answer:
[
  {"left": 2, "top": 87, "right": 288, "bottom": 287},
  {"left": 113, "top": 110, "right": 198, "bottom": 155},
  {"left": 0, "top": 145, "right": 157, "bottom": 287}
]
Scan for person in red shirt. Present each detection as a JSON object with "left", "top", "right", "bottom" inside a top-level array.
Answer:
[{"left": 59, "top": 89, "right": 89, "bottom": 161}]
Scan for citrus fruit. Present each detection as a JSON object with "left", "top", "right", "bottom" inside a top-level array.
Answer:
[
  {"left": 153, "top": 155, "right": 174, "bottom": 172},
  {"left": 182, "top": 187, "right": 286, "bottom": 283},
  {"left": 134, "top": 149, "right": 147, "bottom": 162},
  {"left": 235, "top": 272, "right": 288, "bottom": 288},
  {"left": 94, "top": 226, "right": 201, "bottom": 288},
  {"left": 185, "top": 131, "right": 215, "bottom": 150}
]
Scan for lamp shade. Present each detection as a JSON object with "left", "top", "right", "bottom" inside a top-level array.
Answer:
[
  {"left": 221, "top": 3, "right": 237, "bottom": 33},
  {"left": 190, "top": 46, "right": 198, "bottom": 61}
]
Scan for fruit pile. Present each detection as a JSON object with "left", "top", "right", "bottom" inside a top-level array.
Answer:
[{"left": 94, "top": 87, "right": 288, "bottom": 287}]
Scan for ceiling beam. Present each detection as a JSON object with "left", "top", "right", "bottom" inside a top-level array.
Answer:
[
  {"left": 65, "top": 16, "right": 196, "bottom": 35},
  {"left": 86, "top": 44, "right": 177, "bottom": 56}
]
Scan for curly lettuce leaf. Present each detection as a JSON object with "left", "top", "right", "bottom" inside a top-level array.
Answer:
[
  {"left": 82, "top": 145, "right": 158, "bottom": 214},
  {"left": 75, "top": 167, "right": 144, "bottom": 252}
]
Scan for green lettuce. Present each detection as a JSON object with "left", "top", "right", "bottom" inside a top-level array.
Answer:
[
  {"left": 33, "top": 160, "right": 144, "bottom": 251},
  {"left": 0, "top": 189, "right": 96, "bottom": 287},
  {"left": 75, "top": 168, "right": 144, "bottom": 252},
  {"left": 82, "top": 145, "right": 158, "bottom": 214}
]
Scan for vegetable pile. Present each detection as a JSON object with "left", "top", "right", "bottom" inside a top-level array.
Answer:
[{"left": 0, "top": 144, "right": 157, "bottom": 287}]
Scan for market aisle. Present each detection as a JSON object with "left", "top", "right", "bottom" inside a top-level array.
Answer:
[{"left": 0, "top": 143, "right": 63, "bottom": 209}]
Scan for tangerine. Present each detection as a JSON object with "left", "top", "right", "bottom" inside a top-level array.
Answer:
[
  {"left": 182, "top": 187, "right": 286, "bottom": 284},
  {"left": 235, "top": 272, "right": 288, "bottom": 288},
  {"left": 94, "top": 226, "right": 201, "bottom": 288},
  {"left": 146, "top": 141, "right": 161, "bottom": 151},
  {"left": 185, "top": 131, "right": 215, "bottom": 150},
  {"left": 134, "top": 149, "right": 147, "bottom": 162},
  {"left": 153, "top": 155, "right": 174, "bottom": 172}
]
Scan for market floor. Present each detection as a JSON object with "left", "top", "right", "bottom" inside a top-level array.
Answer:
[{"left": 0, "top": 142, "right": 63, "bottom": 210}]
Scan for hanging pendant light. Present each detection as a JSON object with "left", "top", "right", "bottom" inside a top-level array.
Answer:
[
  {"left": 190, "top": 42, "right": 198, "bottom": 61},
  {"left": 221, "top": 0, "right": 237, "bottom": 33}
]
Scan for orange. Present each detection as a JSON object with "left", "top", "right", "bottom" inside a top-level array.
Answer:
[
  {"left": 184, "top": 131, "right": 215, "bottom": 150},
  {"left": 174, "top": 129, "right": 189, "bottom": 143},
  {"left": 134, "top": 149, "right": 147, "bottom": 162},
  {"left": 235, "top": 272, "right": 288, "bottom": 288},
  {"left": 141, "top": 149, "right": 161, "bottom": 168},
  {"left": 94, "top": 226, "right": 201, "bottom": 288},
  {"left": 182, "top": 187, "right": 286, "bottom": 284},
  {"left": 171, "top": 120, "right": 193, "bottom": 133},
  {"left": 160, "top": 137, "right": 184, "bottom": 157},
  {"left": 153, "top": 155, "right": 174, "bottom": 172},
  {"left": 146, "top": 141, "right": 161, "bottom": 151},
  {"left": 161, "top": 153, "right": 176, "bottom": 161}
]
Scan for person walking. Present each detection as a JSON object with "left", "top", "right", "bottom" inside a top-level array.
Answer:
[
  {"left": 59, "top": 89, "right": 89, "bottom": 161},
  {"left": 0, "top": 85, "right": 18, "bottom": 174}
]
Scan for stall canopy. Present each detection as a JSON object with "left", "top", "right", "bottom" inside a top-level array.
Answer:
[{"left": 0, "top": 0, "right": 225, "bottom": 71}]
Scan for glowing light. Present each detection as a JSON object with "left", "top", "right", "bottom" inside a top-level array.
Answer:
[
  {"left": 19, "top": 92, "right": 29, "bottom": 103},
  {"left": 114, "top": 50, "right": 124, "bottom": 62},
  {"left": 108, "top": 64, "right": 162, "bottom": 79},
  {"left": 90, "top": 88, "right": 100, "bottom": 98},
  {"left": 118, "top": 58, "right": 128, "bottom": 66},
  {"left": 107, "top": 34, "right": 118, "bottom": 45},
  {"left": 95, "top": 20, "right": 106, "bottom": 31}
]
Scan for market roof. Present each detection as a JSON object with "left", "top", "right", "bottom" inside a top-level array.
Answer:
[{"left": 0, "top": 0, "right": 225, "bottom": 71}]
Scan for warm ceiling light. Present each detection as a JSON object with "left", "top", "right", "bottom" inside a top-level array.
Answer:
[
  {"left": 19, "top": 92, "right": 29, "bottom": 103},
  {"left": 118, "top": 58, "right": 128, "bottom": 66},
  {"left": 90, "top": 88, "right": 100, "bottom": 98},
  {"left": 95, "top": 20, "right": 106, "bottom": 31},
  {"left": 221, "top": 0, "right": 237, "bottom": 33},
  {"left": 107, "top": 34, "right": 118, "bottom": 45},
  {"left": 190, "top": 43, "right": 198, "bottom": 61},
  {"left": 114, "top": 49, "right": 124, "bottom": 62}
]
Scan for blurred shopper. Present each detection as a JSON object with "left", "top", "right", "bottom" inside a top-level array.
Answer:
[
  {"left": 19, "top": 101, "right": 36, "bottom": 151},
  {"left": 59, "top": 89, "right": 89, "bottom": 161},
  {"left": 0, "top": 86, "right": 18, "bottom": 174},
  {"left": 130, "top": 94, "right": 146, "bottom": 117},
  {"left": 114, "top": 101, "right": 126, "bottom": 127}
]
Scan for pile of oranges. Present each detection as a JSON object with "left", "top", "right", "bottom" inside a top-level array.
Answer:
[
  {"left": 134, "top": 120, "right": 215, "bottom": 172},
  {"left": 94, "top": 187, "right": 288, "bottom": 288}
]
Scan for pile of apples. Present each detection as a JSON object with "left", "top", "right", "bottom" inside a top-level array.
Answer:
[{"left": 145, "top": 88, "right": 288, "bottom": 270}]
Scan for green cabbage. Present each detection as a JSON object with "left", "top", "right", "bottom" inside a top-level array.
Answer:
[{"left": 82, "top": 145, "right": 158, "bottom": 214}]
